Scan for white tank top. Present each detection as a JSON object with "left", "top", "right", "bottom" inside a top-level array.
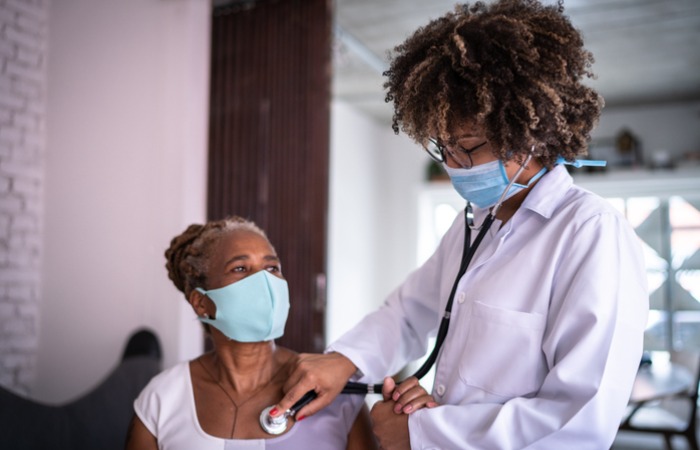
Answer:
[{"left": 134, "top": 361, "right": 364, "bottom": 450}]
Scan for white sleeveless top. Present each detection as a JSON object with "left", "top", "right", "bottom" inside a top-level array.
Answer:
[{"left": 134, "top": 362, "right": 364, "bottom": 450}]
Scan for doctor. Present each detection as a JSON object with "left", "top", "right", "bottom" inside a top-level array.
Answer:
[{"left": 273, "top": 0, "right": 648, "bottom": 448}]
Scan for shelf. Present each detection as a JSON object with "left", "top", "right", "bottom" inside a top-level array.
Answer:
[{"left": 572, "top": 167, "right": 700, "bottom": 199}]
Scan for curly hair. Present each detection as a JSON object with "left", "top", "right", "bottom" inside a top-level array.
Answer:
[
  {"left": 164, "top": 216, "right": 269, "bottom": 299},
  {"left": 383, "top": 0, "right": 603, "bottom": 167}
]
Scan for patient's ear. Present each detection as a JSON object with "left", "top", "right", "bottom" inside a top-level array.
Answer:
[{"left": 188, "top": 289, "right": 208, "bottom": 317}]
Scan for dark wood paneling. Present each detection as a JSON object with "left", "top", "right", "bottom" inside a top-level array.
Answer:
[{"left": 208, "top": 0, "right": 331, "bottom": 352}]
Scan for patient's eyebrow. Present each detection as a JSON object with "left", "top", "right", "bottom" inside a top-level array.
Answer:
[
  {"left": 224, "top": 254, "right": 249, "bottom": 267},
  {"left": 223, "top": 254, "right": 280, "bottom": 268}
]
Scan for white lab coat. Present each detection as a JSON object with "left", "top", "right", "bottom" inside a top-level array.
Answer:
[{"left": 329, "top": 165, "right": 649, "bottom": 449}]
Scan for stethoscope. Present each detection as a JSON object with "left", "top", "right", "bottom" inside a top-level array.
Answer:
[{"left": 260, "top": 153, "right": 535, "bottom": 434}]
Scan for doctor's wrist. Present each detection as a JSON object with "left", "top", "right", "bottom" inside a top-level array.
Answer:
[{"left": 326, "top": 351, "right": 359, "bottom": 381}]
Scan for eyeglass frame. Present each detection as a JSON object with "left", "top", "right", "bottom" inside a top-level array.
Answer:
[{"left": 424, "top": 138, "right": 489, "bottom": 169}]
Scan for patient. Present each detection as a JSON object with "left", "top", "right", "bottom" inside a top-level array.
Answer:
[{"left": 125, "top": 217, "right": 376, "bottom": 449}]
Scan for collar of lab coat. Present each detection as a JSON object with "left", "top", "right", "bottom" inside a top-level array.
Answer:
[
  {"left": 470, "top": 164, "right": 573, "bottom": 224},
  {"left": 519, "top": 164, "right": 574, "bottom": 219}
]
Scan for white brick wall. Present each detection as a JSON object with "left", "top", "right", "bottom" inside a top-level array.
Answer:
[{"left": 0, "top": 0, "right": 47, "bottom": 395}]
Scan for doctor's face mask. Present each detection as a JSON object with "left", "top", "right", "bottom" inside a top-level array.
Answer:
[
  {"left": 196, "top": 270, "right": 290, "bottom": 342},
  {"left": 444, "top": 159, "right": 546, "bottom": 208}
]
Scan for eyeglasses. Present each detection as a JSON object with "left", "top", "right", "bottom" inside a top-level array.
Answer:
[{"left": 424, "top": 138, "right": 488, "bottom": 169}]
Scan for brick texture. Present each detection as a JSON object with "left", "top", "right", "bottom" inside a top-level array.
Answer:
[{"left": 0, "top": 0, "right": 47, "bottom": 395}]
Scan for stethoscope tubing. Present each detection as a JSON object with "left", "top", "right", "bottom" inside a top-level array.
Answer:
[
  {"left": 340, "top": 210, "right": 494, "bottom": 396},
  {"left": 290, "top": 208, "right": 494, "bottom": 409},
  {"left": 292, "top": 153, "right": 534, "bottom": 407}
]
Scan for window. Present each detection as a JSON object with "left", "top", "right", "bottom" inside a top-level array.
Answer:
[{"left": 622, "top": 195, "right": 700, "bottom": 350}]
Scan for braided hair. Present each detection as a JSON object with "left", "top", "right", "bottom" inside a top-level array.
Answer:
[
  {"left": 383, "top": 0, "right": 602, "bottom": 167},
  {"left": 164, "top": 216, "right": 269, "bottom": 299}
]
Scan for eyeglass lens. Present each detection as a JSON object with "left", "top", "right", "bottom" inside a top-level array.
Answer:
[{"left": 424, "top": 139, "right": 487, "bottom": 169}]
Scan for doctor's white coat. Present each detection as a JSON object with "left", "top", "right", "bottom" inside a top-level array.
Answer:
[{"left": 329, "top": 165, "right": 649, "bottom": 449}]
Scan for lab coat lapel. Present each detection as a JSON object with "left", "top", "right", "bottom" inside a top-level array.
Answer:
[{"left": 465, "top": 209, "right": 509, "bottom": 272}]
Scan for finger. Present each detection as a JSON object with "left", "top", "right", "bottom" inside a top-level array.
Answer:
[
  {"left": 402, "top": 393, "right": 438, "bottom": 414},
  {"left": 391, "top": 377, "right": 420, "bottom": 402},
  {"left": 392, "top": 387, "right": 427, "bottom": 413},
  {"left": 395, "top": 385, "right": 426, "bottom": 404},
  {"left": 294, "top": 390, "right": 342, "bottom": 420},
  {"left": 272, "top": 380, "right": 317, "bottom": 417},
  {"left": 391, "top": 382, "right": 423, "bottom": 413},
  {"left": 381, "top": 376, "right": 396, "bottom": 401},
  {"left": 276, "top": 352, "right": 354, "bottom": 418},
  {"left": 276, "top": 355, "right": 321, "bottom": 415}
]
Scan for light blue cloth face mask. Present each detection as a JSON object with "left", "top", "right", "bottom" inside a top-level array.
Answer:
[
  {"left": 195, "top": 270, "right": 290, "bottom": 343},
  {"left": 444, "top": 159, "right": 547, "bottom": 208}
]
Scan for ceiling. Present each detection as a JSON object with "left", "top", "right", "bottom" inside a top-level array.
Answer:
[{"left": 332, "top": 0, "right": 700, "bottom": 126}]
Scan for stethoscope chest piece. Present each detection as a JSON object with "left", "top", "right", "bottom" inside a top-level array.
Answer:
[{"left": 259, "top": 406, "right": 288, "bottom": 435}]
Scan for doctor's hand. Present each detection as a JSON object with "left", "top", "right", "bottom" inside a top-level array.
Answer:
[
  {"left": 383, "top": 376, "right": 438, "bottom": 414},
  {"left": 272, "top": 352, "right": 357, "bottom": 420},
  {"left": 370, "top": 395, "right": 411, "bottom": 450}
]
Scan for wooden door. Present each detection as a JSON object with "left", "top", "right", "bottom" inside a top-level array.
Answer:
[{"left": 207, "top": 0, "right": 332, "bottom": 352}]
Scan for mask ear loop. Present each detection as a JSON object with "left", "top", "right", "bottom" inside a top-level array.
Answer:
[{"left": 490, "top": 146, "right": 535, "bottom": 219}]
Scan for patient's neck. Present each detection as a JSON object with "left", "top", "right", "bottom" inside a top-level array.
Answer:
[{"left": 210, "top": 339, "right": 281, "bottom": 394}]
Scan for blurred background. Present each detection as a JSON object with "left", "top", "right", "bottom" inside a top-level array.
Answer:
[{"left": 0, "top": 4, "right": 698, "bottom": 441}]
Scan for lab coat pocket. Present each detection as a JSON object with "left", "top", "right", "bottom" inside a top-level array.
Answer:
[{"left": 458, "top": 301, "right": 546, "bottom": 397}]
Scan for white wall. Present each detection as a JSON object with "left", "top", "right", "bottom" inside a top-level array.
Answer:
[
  {"left": 327, "top": 102, "right": 380, "bottom": 343},
  {"left": 0, "top": 0, "right": 48, "bottom": 395},
  {"left": 36, "top": 0, "right": 211, "bottom": 403},
  {"left": 373, "top": 122, "right": 427, "bottom": 300},
  {"left": 327, "top": 101, "right": 426, "bottom": 343},
  {"left": 592, "top": 100, "right": 700, "bottom": 164}
]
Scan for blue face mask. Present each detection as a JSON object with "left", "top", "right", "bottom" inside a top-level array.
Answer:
[
  {"left": 195, "top": 270, "right": 290, "bottom": 343},
  {"left": 444, "top": 159, "right": 547, "bottom": 208}
]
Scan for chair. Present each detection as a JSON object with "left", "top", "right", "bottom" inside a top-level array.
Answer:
[
  {"left": 619, "top": 351, "right": 700, "bottom": 450},
  {"left": 0, "top": 328, "right": 162, "bottom": 450}
]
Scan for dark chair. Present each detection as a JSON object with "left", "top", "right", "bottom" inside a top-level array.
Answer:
[
  {"left": 0, "top": 328, "right": 162, "bottom": 450},
  {"left": 619, "top": 351, "right": 700, "bottom": 450}
]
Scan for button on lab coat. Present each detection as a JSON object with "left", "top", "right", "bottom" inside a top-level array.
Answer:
[{"left": 329, "top": 165, "right": 649, "bottom": 449}]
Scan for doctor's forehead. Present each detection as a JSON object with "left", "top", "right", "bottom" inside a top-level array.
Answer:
[
  {"left": 434, "top": 119, "right": 485, "bottom": 142},
  {"left": 449, "top": 120, "right": 484, "bottom": 136}
]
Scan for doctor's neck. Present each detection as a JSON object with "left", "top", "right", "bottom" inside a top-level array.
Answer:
[{"left": 493, "top": 188, "right": 530, "bottom": 225}]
